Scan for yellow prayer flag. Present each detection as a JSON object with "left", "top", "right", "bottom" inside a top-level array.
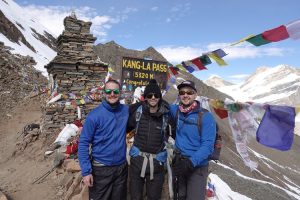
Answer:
[
  {"left": 80, "top": 99, "right": 85, "bottom": 105},
  {"left": 209, "top": 99, "right": 224, "bottom": 109},
  {"left": 208, "top": 53, "right": 227, "bottom": 66},
  {"left": 108, "top": 67, "right": 115, "bottom": 72},
  {"left": 175, "top": 64, "right": 187, "bottom": 72},
  {"left": 296, "top": 107, "right": 300, "bottom": 114},
  {"left": 230, "top": 34, "right": 255, "bottom": 46}
]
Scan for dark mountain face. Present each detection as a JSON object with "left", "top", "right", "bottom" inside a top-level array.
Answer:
[
  {"left": 0, "top": 42, "right": 47, "bottom": 118},
  {"left": 0, "top": 10, "right": 36, "bottom": 52}
]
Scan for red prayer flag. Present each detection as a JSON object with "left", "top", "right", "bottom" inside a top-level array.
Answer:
[
  {"left": 169, "top": 66, "right": 178, "bottom": 75},
  {"left": 167, "top": 72, "right": 170, "bottom": 79},
  {"left": 191, "top": 58, "right": 207, "bottom": 70},
  {"left": 213, "top": 108, "right": 228, "bottom": 119},
  {"left": 262, "top": 25, "right": 289, "bottom": 42}
]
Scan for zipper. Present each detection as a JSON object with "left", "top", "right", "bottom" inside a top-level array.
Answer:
[
  {"left": 112, "top": 112, "right": 117, "bottom": 163},
  {"left": 146, "top": 115, "right": 151, "bottom": 151}
]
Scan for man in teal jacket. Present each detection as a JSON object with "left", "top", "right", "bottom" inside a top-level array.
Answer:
[
  {"left": 78, "top": 80, "right": 129, "bottom": 200},
  {"left": 170, "top": 80, "right": 216, "bottom": 200}
]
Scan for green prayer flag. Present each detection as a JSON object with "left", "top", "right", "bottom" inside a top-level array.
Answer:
[
  {"left": 199, "top": 55, "right": 212, "bottom": 66},
  {"left": 246, "top": 34, "right": 271, "bottom": 46}
]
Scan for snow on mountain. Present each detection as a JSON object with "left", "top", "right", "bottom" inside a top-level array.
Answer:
[
  {"left": 205, "top": 64, "right": 300, "bottom": 106},
  {"left": 204, "top": 75, "right": 234, "bottom": 88},
  {"left": 0, "top": 0, "right": 56, "bottom": 75},
  {"left": 239, "top": 65, "right": 300, "bottom": 105},
  {"left": 205, "top": 65, "right": 300, "bottom": 136}
]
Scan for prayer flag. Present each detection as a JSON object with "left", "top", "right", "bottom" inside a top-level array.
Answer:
[
  {"left": 212, "top": 49, "right": 227, "bottom": 58},
  {"left": 182, "top": 62, "right": 195, "bottom": 73},
  {"left": 199, "top": 55, "right": 212, "bottom": 66},
  {"left": 176, "top": 64, "right": 187, "bottom": 72},
  {"left": 170, "top": 75, "right": 176, "bottom": 83},
  {"left": 230, "top": 35, "right": 255, "bottom": 46},
  {"left": 185, "top": 61, "right": 200, "bottom": 71},
  {"left": 286, "top": 19, "right": 300, "bottom": 40},
  {"left": 246, "top": 34, "right": 271, "bottom": 46},
  {"left": 190, "top": 57, "right": 207, "bottom": 70},
  {"left": 213, "top": 108, "right": 228, "bottom": 119},
  {"left": 108, "top": 67, "right": 115, "bottom": 72},
  {"left": 256, "top": 105, "right": 295, "bottom": 151},
  {"left": 262, "top": 25, "right": 289, "bottom": 42},
  {"left": 208, "top": 53, "right": 227, "bottom": 66},
  {"left": 169, "top": 66, "right": 178, "bottom": 75}
]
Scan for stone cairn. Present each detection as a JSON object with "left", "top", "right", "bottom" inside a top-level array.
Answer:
[{"left": 42, "top": 15, "right": 108, "bottom": 139}]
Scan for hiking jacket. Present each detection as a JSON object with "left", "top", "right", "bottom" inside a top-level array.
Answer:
[
  {"left": 127, "top": 100, "right": 172, "bottom": 155},
  {"left": 78, "top": 100, "right": 129, "bottom": 176},
  {"left": 170, "top": 102, "right": 216, "bottom": 167}
]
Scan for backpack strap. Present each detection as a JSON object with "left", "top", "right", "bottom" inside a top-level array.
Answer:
[
  {"left": 175, "top": 107, "right": 208, "bottom": 137},
  {"left": 197, "top": 109, "right": 208, "bottom": 136}
]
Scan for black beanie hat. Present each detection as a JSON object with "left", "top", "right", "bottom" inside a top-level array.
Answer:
[{"left": 144, "top": 79, "right": 162, "bottom": 98}]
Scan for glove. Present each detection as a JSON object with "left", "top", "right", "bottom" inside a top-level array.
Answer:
[{"left": 172, "top": 156, "right": 194, "bottom": 176}]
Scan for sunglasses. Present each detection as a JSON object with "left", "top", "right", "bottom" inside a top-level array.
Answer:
[
  {"left": 179, "top": 90, "right": 195, "bottom": 96},
  {"left": 104, "top": 89, "right": 120, "bottom": 95},
  {"left": 146, "top": 93, "right": 160, "bottom": 99}
]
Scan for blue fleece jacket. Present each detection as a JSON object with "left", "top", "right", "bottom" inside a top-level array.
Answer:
[
  {"left": 78, "top": 100, "right": 129, "bottom": 176},
  {"left": 170, "top": 103, "right": 216, "bottom": 167}
]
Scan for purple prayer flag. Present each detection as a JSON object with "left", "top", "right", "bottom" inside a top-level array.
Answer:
[
  {"left": 181, "top": 62, "right": 195, "bottom": 73},
  {"left": 212, "top": 49, "right": 227, "bottom": 58},
  {"left": 256, "top": 105, "right": 295, "bottom": 151}
]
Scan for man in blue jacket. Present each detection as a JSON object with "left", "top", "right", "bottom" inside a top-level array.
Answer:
[
  {"left": 78, "top": 79, "right": 129, "bottom": 200},
  {"left": 170, "top": 80, "right": 216, "bottom": 200}
]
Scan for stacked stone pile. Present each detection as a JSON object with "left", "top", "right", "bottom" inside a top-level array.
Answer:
[
  {"left": 52, "top": 15, "right": 98, "bottom": 64},
  {"left": 42, "top": 15, "right": 108, "bottom": 140}
]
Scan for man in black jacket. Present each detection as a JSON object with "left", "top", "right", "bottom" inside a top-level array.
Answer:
[{"left": 127, "top": 79, "right": 174, "bottom": 200}]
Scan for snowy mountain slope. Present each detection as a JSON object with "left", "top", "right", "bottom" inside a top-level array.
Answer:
[
  {"left": 205, "top": 65, "right": 300, "bottom": 137},
  {"left": 0, "top": 0, "right": 56, "bottom": 75},
  {"left": 204, "top": 75, "right": 234, "bottom": 88},
  {"left": 207, "top": 122, "right": 300, "bottom": 200},
  {"left": 205, "top": 65, "right": 300, "bottom": 106}
]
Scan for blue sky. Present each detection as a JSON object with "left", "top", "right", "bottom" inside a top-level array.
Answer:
[{"left": 16, "top": 0, "right": 300, "bottom": 83}]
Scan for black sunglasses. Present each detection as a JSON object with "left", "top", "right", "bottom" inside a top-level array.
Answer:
[
  {"left": 179, "top": 90, "right": 195, "bottom": 96},
  {"left": 146, "top": 93, "right": 160, "bottom": 99},
  {"left": 104, "top": 89, "right": 120, "bottom": 95}
]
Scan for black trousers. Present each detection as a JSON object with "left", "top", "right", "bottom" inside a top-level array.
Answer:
[
  {"left": 173, "top": 165, "right": 209, "bottom": 200},
  {"left": 129, "top": 156, "right": 165, "bottom": 200},
  {"left": 89, "top": 162, "right": 128, "bottom": 200}
]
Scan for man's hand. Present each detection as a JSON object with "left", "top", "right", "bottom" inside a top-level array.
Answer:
[
  {"left": 82, "top": 174, "right": 93, "bottom": 187},
  {"left": 172, "top": 157, "right": 194, "bottom": 176}
]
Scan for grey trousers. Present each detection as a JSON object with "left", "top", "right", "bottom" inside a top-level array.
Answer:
[{"left": 173, "top": 165, "right": 209, "bottom": 200}]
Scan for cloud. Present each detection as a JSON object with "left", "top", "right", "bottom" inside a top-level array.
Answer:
[
  {"left": 156, "top": 43, "right": 288, "bottom": 64},
  {"left": 156, "top": 46, "right": 206, "bottom": 63},
  {"left": 207, "top": 42, "right": 287, "bottom": 59},
  {"left": 168, "top": 3, "right": 191, "bottom": 21},
  {"left": 21, "top": 4, "right": 135, "bottom": 42},
  {"left": 166, "top": 18, "right": 171, "bottom": 23},
  {"left": 151, "top": 6, "right": 158, "bottom": 11},
  {"left": 170, "top": 3, "right": 191, "bottom": 13}
]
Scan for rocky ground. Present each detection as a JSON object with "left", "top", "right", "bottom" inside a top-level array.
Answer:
[{"left": 0, "top": 96, "right": 58, "bottom": 200}]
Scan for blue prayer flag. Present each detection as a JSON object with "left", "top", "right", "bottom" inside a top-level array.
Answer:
[{"left": 256, "top": 105, "right": 295, "bottom": 151}]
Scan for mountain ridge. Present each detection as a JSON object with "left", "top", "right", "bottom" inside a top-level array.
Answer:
[
  {"left": 0, "top": 0, "right": 56, "bottom": 75},
  {"left": 205, "top": 64, "right": 300, "bottom": 106}
]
